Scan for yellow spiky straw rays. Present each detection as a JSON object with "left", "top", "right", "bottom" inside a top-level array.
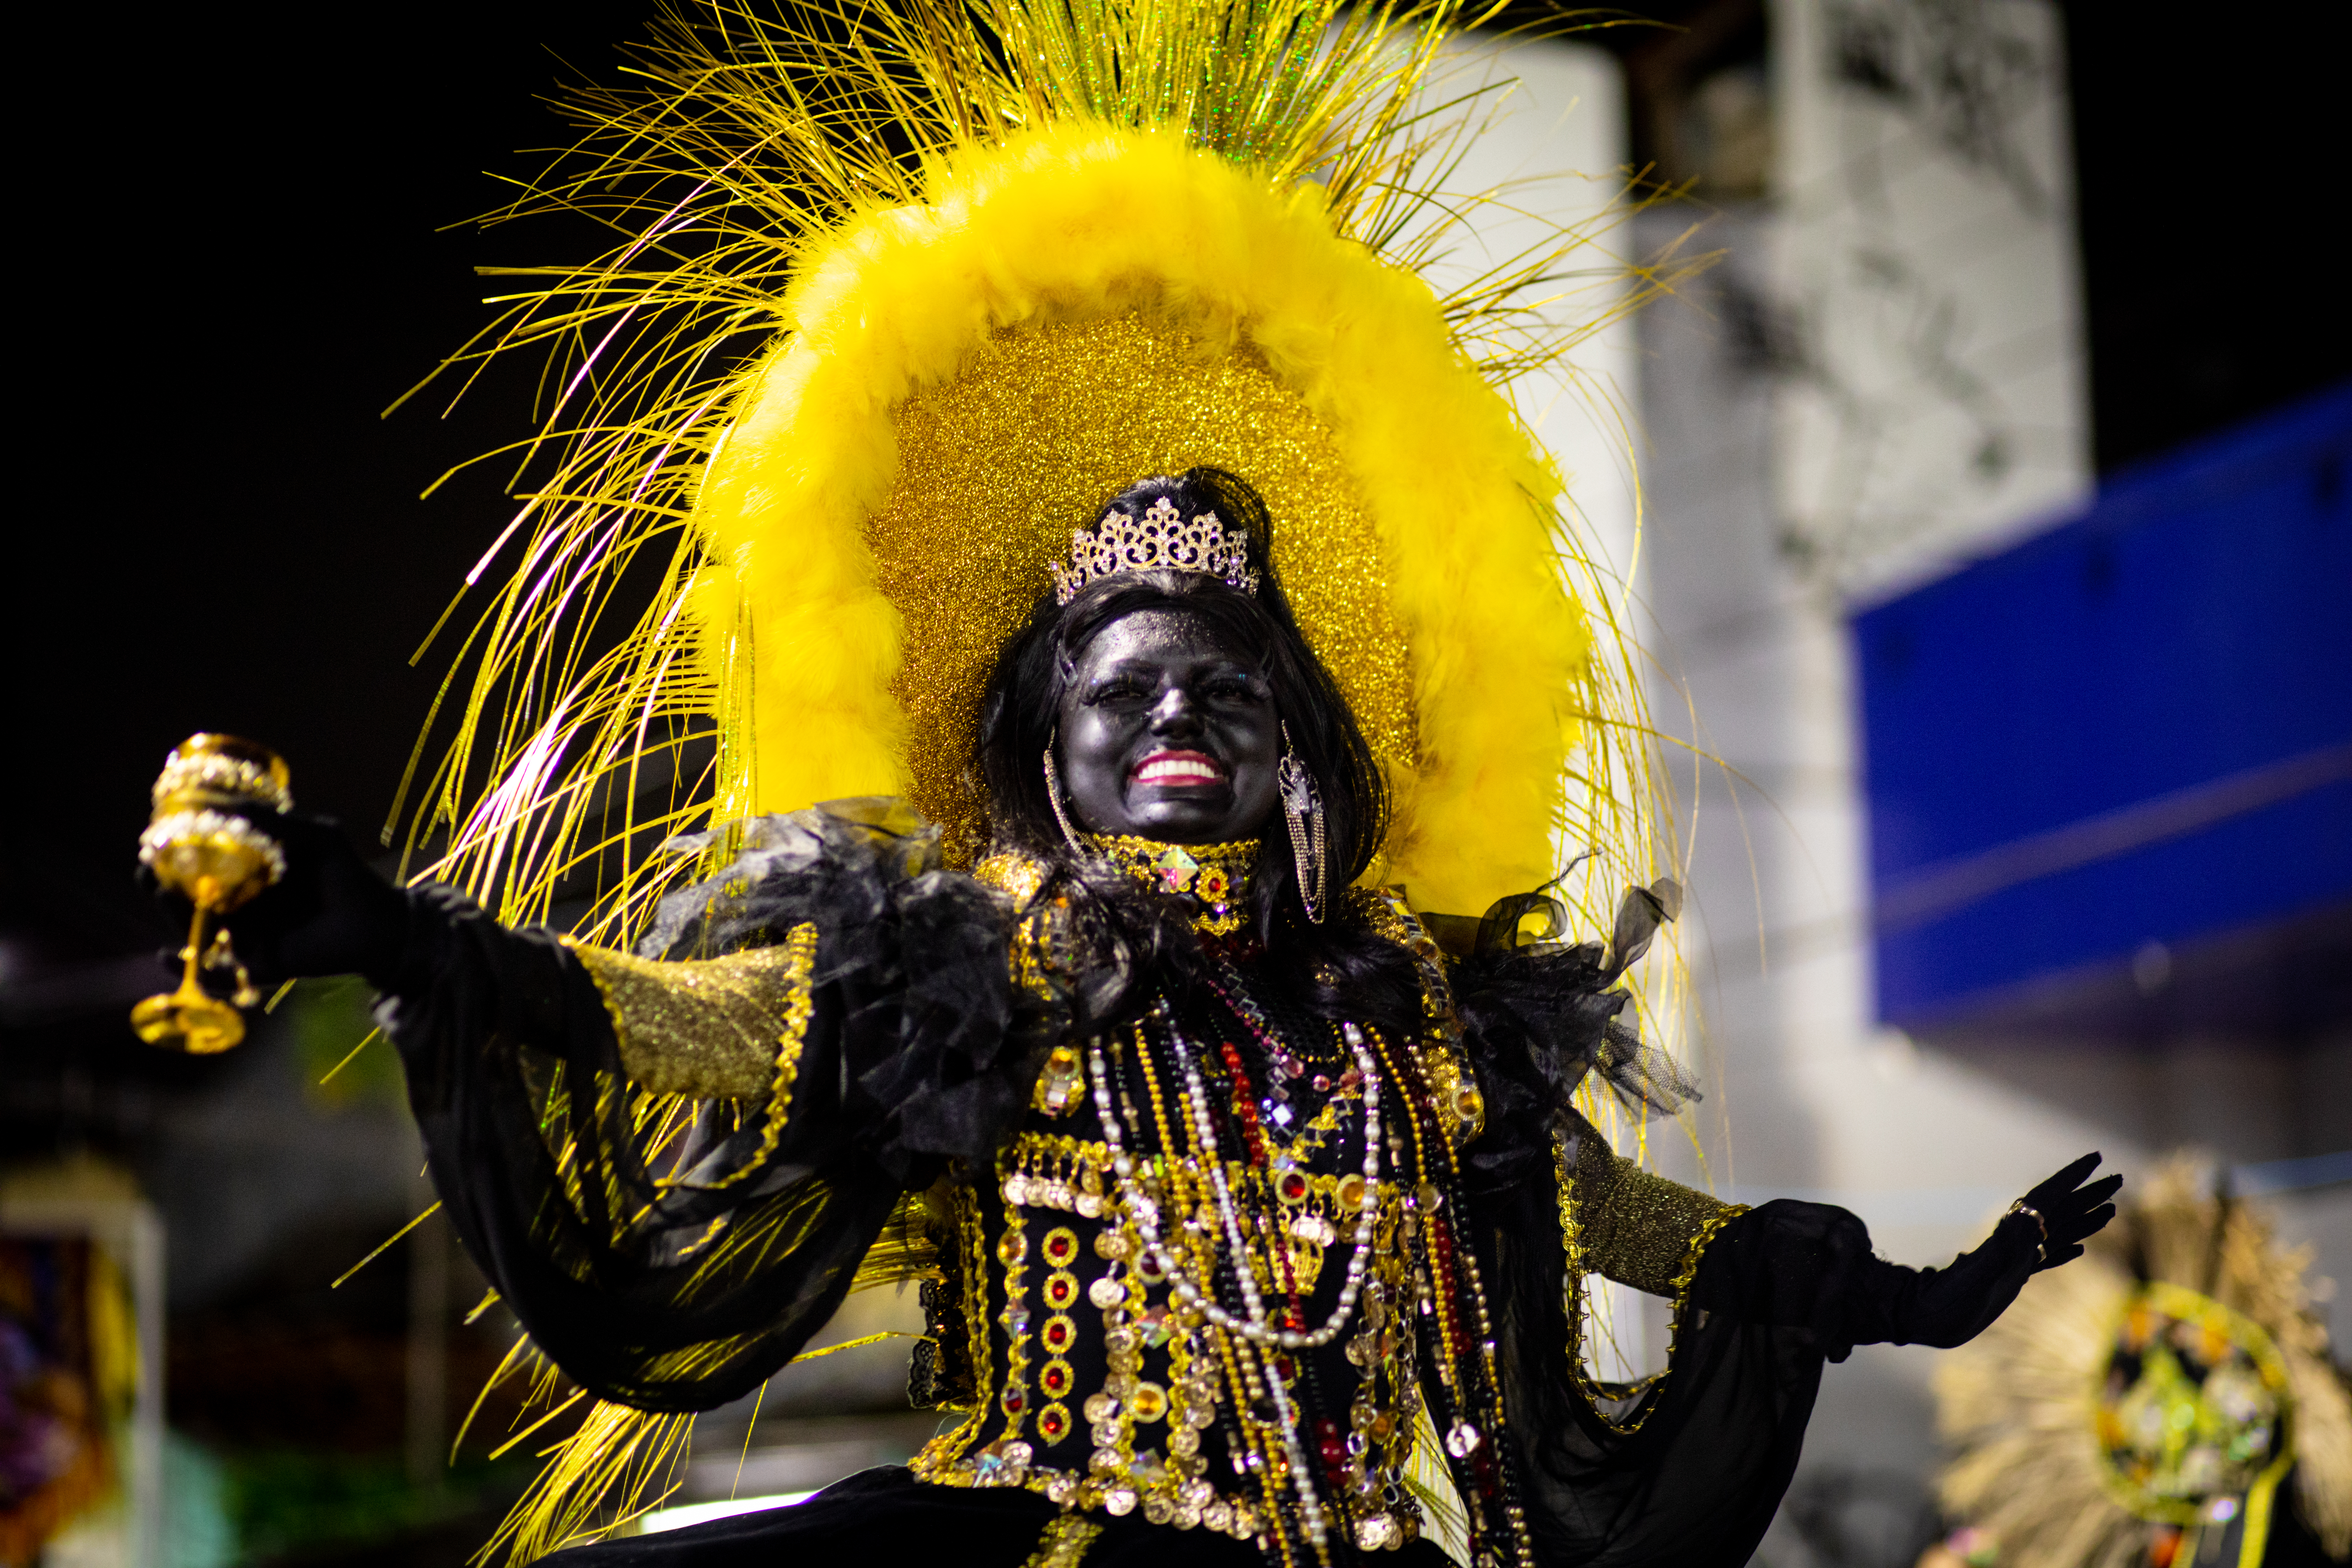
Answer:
[{"left": 393, "top": 0, "right": 1686, "bottom": 941}]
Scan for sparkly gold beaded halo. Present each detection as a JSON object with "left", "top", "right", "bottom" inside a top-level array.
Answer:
[
  {"left": 681, "top": 125, "right": 1595, "bottom": 908},
  {"left": 863, "top": 314, "right": 1416, "bottom": 863}
]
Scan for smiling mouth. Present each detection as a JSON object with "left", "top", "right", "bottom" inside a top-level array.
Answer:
[{"left": 1131, "top": 750, "right": 1226, "bottom": 787}]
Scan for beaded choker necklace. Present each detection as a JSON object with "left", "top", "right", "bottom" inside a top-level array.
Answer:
[{"left": 1088, "top": 834, "right": 1257, "bottom": 936}]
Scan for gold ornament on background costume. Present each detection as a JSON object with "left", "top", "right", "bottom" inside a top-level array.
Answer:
[
  {"left": 1926, "top": 1156, "right": 2352, "bottom": 1568},
  {"left": 130, "top": 734, "right": 290, "bottom": 1054},
  {"left": 374, "top": 0, "right": 1699, "bottom": 1555}
]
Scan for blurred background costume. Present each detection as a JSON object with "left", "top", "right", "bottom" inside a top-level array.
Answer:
[
  {"left": 1929, "top": 1157, "right": 2351, "bottom": 1568},
  {"left": 184, "top": 1, "right": 2113, "bottom": 1563}
]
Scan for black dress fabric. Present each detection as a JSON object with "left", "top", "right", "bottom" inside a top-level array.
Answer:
[
  {"left": 1433, "top": 886, "right": 1857, "bottom": 1566},
  {"left": 540, "top": 1465, "right": 1459, "bottom": 1566},
  {"left": 376, "top": 801, "right": 1956, "bottom": 1567}
]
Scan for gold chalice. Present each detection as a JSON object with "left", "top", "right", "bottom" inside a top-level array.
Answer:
[{"left": 131, "top": 734, "right": 292, "bottom": 1054}]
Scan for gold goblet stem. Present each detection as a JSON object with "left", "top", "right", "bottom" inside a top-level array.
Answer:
[
  {"left": 132, "top": 732, "right": 289, "bottom": 1055},
  {"left": 174, "top": 900, "right": 209, "bottom": 1004},
  {"left": 130, "top": 893, "right": 246, "bottom": 1054}
]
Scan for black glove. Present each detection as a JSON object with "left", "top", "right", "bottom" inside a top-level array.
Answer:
[
  {"left": 2010, "top": 1150, "right": 2124, "bottom": 1269},
  {"left": 1849, "top": 1151, "right": 2123, "bottom": 1349},
  {"left": 147, "top": 810, "right": 416, "bottom": 989}
]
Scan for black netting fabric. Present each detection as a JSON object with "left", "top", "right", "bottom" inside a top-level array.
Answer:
[
  {"left": 1440, "top": 882, "right": 1701, "bottom": 1199},
  {"left": 376, "top": 800, "right": 1041, "bottom": 1411},
  {"left": 648, "top": 799, "right": 1052, "bottom": 1171}
]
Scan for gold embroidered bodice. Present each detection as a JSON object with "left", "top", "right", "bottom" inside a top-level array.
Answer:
[
  {"left": 564, "top": 875, "right": 1743, "bottom": 1564},
  {"left": 909, "top": 1015, "right": 1426, "bottom": 1552}
]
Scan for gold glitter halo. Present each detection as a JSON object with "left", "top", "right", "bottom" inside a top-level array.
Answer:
[{"left": 871, "top": 312, "right": 1416, "bottom": 861}]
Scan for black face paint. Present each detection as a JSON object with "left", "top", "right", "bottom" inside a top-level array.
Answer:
[{"left": 1054, "top": 609, "right": 1282, "bottom": 843}]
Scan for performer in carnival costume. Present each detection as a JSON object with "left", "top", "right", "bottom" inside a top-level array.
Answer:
[{"left": 137, "top": 1, "right": 2124, "bottom": 1563}]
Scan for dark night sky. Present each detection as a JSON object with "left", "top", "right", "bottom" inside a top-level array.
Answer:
[
  {"left": 6, "top": 0, "right": 2347, "bottom": 977},
  {"left": 10, "top": 3, "right": 657, "bottom": 967}
]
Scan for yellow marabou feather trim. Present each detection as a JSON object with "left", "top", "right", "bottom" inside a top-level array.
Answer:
[{"left": 692, "top": 125, "right": 1585, "bottom": 915}]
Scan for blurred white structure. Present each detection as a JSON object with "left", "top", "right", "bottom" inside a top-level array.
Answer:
[
  {"left": 1770, "top": 0, "right": 2091, "bottom": 597},
  {"left": 1451, "top": 6, "right": 2349, "bottom": 1558},
  {"left": 1412, "top": 34, "right": 1666, "bottom": 1384},
  {"left": 1413, "top": 37, "right": 1647, "bottom": 590}
]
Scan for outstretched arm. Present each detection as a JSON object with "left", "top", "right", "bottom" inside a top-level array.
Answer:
[
  {"left": 189, "top": 810, "right": 793, "bottom": 1100},
  {"left": 1554, "top": 1111, "right": 2121, "bottom": 1354},
  {"left": 1694, "top": 1153, "right": 2123, "bottom": 1354},
  {"left": 149, "top": 800, "right": 1035, "bottom": 1410},
  {"left": 1840, "top": 1153, "right": 2122, "bottom": 1348}
]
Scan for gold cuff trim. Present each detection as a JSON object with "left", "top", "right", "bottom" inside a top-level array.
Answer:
[
  {"left": 567, "top": 925, "right": 819, "bottom": 1113},
  {"left": 1553, "top": 1127, "right": 1749, "bottom": 1435}
]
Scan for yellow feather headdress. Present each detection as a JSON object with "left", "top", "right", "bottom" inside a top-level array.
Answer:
[
  {"left": 396, "top": 0, "right": 1680, "bottom": 935},
  {"left": 385, "top": 0, "right": 1690, "bottom": 1554}
]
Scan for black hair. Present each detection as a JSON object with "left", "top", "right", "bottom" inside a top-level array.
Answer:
[{"left": 974, "top": 467, "right": 1423, "bottom": 1038}]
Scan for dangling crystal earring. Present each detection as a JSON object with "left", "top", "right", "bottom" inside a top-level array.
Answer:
[
  {"left": 1042, "top": 734, "right": 1088, "bottom": 854},
  {"left": 1277, "top": 722, "right": 1326, "bottom": 923}
]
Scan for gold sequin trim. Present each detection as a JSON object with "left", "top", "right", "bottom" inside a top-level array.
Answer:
[
  {"left": 974, "top": 855, "right": 1080, "bottom": 1006},
  {"left": 1563, "top": 1114, "right": 1734, "bottom": 1296},
  {"left": 567, "top": 925, "right": 819, "bottom": 1110},
  {"left": 975, "top": 850, "right": 1050, "bottom": 905},
  {"left": 1008, "top": 902, "right": 1071, "bottom": 1005},
  {"left": 1020, "top": 1513, "right": 1104, "bottom": 1567},
  {"left": 868, "top": 312, "right": 1417, "bottom": 866},
  {"left": 1553, "top": 1125, "right": 1748, "bottom": 1434}
]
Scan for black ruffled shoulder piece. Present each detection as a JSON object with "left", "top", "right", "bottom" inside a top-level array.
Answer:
[
  {"left": 649, "top": 798, "right": 1046, "bottom": 1177},
  {"left": 1435, "top": 880, "right": 1700, "bottom": 1192}
]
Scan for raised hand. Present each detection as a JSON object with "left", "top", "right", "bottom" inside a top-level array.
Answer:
[
  {"left": 2006, "top": 1150, "right": 2124, "bottom": 1270},
  {"left": 1852, "top": 1152, "right": 2122, "bottom": 1350}
]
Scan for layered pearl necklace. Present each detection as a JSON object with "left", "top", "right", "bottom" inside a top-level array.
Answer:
[
  {"left": 1085, "top": 1006, "right": 1384, "bottom": 1551},
  {"left": 1085, "top": 1016, "right": 1382, "bottom": 1351}
]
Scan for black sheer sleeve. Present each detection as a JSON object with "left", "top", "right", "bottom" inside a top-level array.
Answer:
[
  {"left": 1480, "top": 1170, "right": 1836, "bottom": 1568},
  {"left": 1438, "top": 881, "right": 1700, "bottom": 1194},
  {"left": 1693, "top": 1196, "right": 2051, "bottom": 1358},
  {"left": 375, "top": 799, "right": 1045, "bottom": 1412}
]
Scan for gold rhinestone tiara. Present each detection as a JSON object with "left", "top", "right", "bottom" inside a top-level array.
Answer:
[{"left": 1047, "top": 495, "right": 1260, "bottom": 605}]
